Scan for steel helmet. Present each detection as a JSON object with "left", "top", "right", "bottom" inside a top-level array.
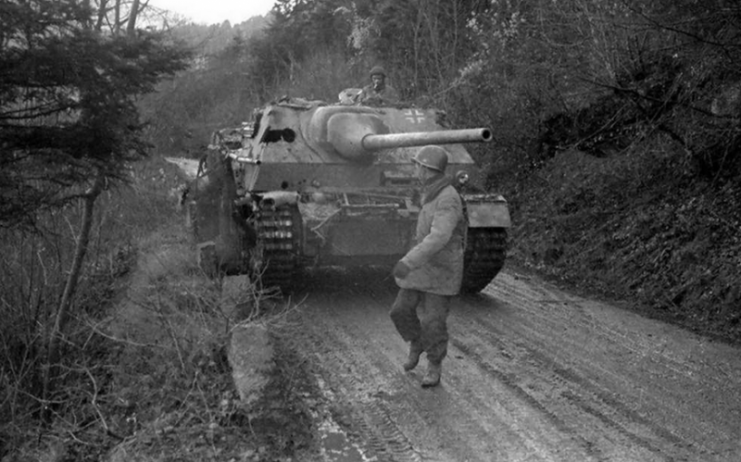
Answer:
[
  {"left": 413, "top": 145, "right": 449, "bottom": 172},
  {"left": 369, "top": 65, "right": 386, "bottom": 77}
]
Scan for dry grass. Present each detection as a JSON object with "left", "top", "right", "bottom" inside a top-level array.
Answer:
[
  {"left": 1, "top": 157, "right": 319, "bottom": 461},
  {"left": 96, "top": 222, "right": 315, "bottom": 462}
]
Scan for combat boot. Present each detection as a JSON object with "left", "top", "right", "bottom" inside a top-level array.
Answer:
[
  {"left": 402, "top": 342, "right": 423, "bottom": 371},
  {"left": 421, "top": 361, "right": 442, "bottom": 388}
]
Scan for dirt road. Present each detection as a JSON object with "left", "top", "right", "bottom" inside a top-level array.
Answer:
[{"left": 282, "top": 267, "right": 741, "bottom": 462}]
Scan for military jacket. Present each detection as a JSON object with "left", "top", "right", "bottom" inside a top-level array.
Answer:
[
  {"left": 396, "top": 175, "right": 466, "bottom": 295},
  {"left": 359, "top": 83, "right": 400, "bottom": 105}
]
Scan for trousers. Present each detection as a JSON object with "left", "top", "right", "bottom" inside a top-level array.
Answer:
[{"left": 390, "top": 288, "right": 451, "bottom": 364}]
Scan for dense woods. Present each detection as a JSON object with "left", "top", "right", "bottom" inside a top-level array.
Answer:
[
  {"left": 2, "top": 0, "right": 741, "bottom": 459},
  {"left": 147, "top": 0, "right": 741, "bottom": 182},
  {"left": 146, "top": 1, "right": 741, "bottom": 340}
]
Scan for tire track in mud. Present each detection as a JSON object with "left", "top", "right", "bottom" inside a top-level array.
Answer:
[
  {"left": 301, "top": 291, "right": 650, "bottom": 461},
  {"left": 295, "top": 296, "right": 524, "bottom": 461},
  {"left": 286, "top": 268, "right": 741, "bottom": 461},
  {"left": 293, "top": 280, "right": 592, "bottom": 461},
  {"left": 450, "top": 305, "right": 657, "bottom": 460},
  {"left": 294, "top": 314, "right": 423, "bottom": 462},
  {"left": 486, "top": 274, "right": 734, "bottom": 389},
  {"left": 474, "top": 272, "right": 741, "bottom": 460},
  {"left": 446, "top": 337, "right": 608, "bottom": 461},
  {"left": 448, "top": 331, "right": 683, "bottom": 462},
  {"left": 452, "top": 309, "right": 689, "bottom": 449},
  {"left": 322, "top": 322, "right": 509, "bottom": 461},
  {"left": 475, "top": 280, "right": 699, "bottom": 403}
]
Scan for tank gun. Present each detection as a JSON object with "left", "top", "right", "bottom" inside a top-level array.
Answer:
[
  {"left": 308, "top": 108, "right": 492, "bottom": 162},
  {"left": 362, "top": 128, "right": 492, "bottom": 150}
]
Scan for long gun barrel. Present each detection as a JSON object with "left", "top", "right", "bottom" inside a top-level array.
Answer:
[
  {"left": 319, "top": 109, "right": 492, "bottom": 161},
  {"left": 362, "top": 128, "right": 492, "bottom": 150}
]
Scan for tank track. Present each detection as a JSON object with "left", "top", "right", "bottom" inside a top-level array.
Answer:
[
  {"left": 461, "top": 227, "right": 507, "bottom": 293},
  {"left": 254, "top": 205, "right": 302, "bottom": 293}
]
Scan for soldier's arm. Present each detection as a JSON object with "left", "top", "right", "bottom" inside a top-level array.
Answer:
[{"left": 356, "top": 86, "right": 369, "bottom": 103}]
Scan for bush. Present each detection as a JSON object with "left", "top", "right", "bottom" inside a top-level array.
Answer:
[{"left": 0, "top": 157, "right": 182, "bottom": 459}]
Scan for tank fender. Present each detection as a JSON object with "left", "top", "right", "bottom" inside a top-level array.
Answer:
[
  {"left": 463, "top": 194, "right": 511, "bottom": 228},
  {"left": 258, "top": 190, "right": 300, "bottom": 209}
]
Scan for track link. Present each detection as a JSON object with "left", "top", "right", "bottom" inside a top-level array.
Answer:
[
  {"left": 254, "top": 205, "right": 302, "bottom": 292},
  {"left": 461, "top": 227, "right": 507, "bottom": 293}
]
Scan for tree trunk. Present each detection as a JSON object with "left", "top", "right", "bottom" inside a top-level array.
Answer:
[
  {"left": 96, "top": 0, "right": 109, "bottom": 31},
  {"left": 41, "top": 174, "right": 105, "bottom": 420},
  {"left": 114, "top": 0, "right": 121, "bottom": 34},
  {"left": 127, "top": 0, "right": 140, "bottom": 36}
]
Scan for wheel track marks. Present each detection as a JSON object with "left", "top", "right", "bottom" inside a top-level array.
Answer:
[
  {"left": 474, "top": 279, "right": 739, "bottom": 449},
  {"left": 294, "top": 312, "right": 424, "bottom": 462},
  {"left": 296, "top": 301, "right": 538, "bottom": 461},
  {"left": 449, "top": 337, "right": 608, "bottom": 461},
  {"left": 453, "top": 294, "right": 711, "bottom": 460}
]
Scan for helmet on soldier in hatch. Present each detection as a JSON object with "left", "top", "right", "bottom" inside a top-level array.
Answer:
[
  {"left": 369, "top": 65, "right": 386, "bottom": 77},
  {"left": 413, "top": 145, "right": 449, "bottom": 172}
]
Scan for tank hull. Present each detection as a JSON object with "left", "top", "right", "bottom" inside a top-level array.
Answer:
[{"left": 187, "top": 98, "right": 511, "bottom": 293}]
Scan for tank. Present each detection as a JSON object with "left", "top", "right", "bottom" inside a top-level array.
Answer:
[{"left": 184, "top": 96, "right": 511, "bottom": 293}]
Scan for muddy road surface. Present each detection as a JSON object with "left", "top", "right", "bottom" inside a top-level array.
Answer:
[{"left": 282, "top": 267, "right": 741, "bottom": 462}]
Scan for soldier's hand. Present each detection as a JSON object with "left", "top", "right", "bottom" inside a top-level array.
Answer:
[{"left": 393, "top": 260, "right": 411, "bottom": 279}]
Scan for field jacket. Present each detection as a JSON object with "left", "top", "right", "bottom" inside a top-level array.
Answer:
[
  {"left": 396, "top": 175, "right": 466, "bottom": 295},
  {"left": 359, "top": 83, "right": 400, "bottom": 105}
]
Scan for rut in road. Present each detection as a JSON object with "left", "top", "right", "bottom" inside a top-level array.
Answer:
[{"left": 284, "top": 268, "right": 741, "bottom": 462}]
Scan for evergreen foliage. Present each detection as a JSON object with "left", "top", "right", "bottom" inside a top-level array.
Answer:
[
  {"left": 0, "top": 0, "right": 190, "bottom": 450},
  {"left": 0, "top": 0, "right": 191, "bottom": 229}
]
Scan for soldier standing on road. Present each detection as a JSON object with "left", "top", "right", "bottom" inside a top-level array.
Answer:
[
  {"left": 358, "top": 65, "right": 400, "bottom": 105},
  {"left": 391, "top": 145, "right": 466, "bottom": 388}
]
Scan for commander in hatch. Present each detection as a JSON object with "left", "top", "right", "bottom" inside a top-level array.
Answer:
[{"left": 357, "top": 65, "right": 400, "bottom": 106}]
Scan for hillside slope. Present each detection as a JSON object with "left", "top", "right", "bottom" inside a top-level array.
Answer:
[{"left": 504, "top": 147, "right": 741, "bottom": 344}]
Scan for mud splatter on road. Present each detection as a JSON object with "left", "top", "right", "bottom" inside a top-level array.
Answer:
[{"left": 280, "top": 267, "right": 741, "bottom": 461}]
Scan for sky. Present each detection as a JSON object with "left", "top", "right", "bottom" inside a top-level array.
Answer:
[{"left": 151, "top": 0, "right": 276, "bottom": 25}]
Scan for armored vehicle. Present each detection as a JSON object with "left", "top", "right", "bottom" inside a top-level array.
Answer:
[{"left": 186, "top": 96, "right": 510, "bottom": 293}]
